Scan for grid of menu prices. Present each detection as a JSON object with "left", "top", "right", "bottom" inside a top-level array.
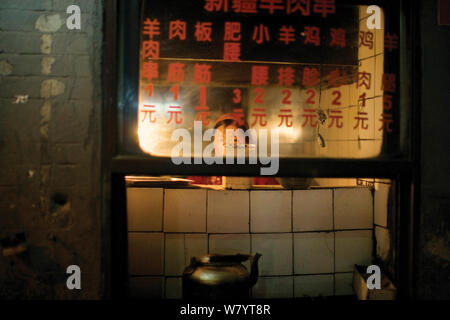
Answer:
[{"left": 136, "top": 0, "right": 402, "bottom": 159}]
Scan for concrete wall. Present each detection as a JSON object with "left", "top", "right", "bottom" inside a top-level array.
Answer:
[
  {"left": 416, "top": 0, "right": 450, "bottom": 299},
  {"left": 0, "top": 0, "right": 102, "bottom": 299}
]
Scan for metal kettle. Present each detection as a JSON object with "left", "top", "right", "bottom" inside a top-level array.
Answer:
[{"left": 182, "top": 253, "right": 262, "bottom": 300}]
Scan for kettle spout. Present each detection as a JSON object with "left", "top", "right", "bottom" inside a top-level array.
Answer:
[{"left": 248, "top": 253, "right": 262, "bottom": 288}]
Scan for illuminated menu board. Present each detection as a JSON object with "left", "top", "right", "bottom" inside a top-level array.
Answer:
[{"left": 135, "top": 0, "right": 402, "bottom": 159}]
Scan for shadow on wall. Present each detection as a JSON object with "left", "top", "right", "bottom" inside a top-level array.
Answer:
[{"left": 0, "top": 233, "right": 67, "bottom": 299}]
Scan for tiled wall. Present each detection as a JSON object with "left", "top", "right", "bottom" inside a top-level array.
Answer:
[
  {"left": 126, "top": 184, "right": 391, "bottom": 299},
  {"left": 311, "top": 6, "right": 385, "bottom": 159}
]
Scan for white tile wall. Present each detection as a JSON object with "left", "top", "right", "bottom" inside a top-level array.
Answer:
[
  {"left": 375, "top": 226, "right": 390, "bottom": 261},
  {"left": 374, "top": 183, "right": 390, "bottom": 227},
  {"left": 209, "top": 233, "right": 250, "bottom": 255},
  {"left": 335, "top": 273, "right": 354, "bottom": 296},
  {"left": 335, "top": 230, "right": 372, "bottom": 272},
  {"left": 293, "top": 189, "right": 333, "bottom": 231},
  {"left": 164, "top": 189, "right": 207, "bottom": 232},
  {"left": 294, "top": 274, "right": 334, "bottom": 298},
  {"left": 164, "top": 234, "right": 185, "bottom": 276},
  {"left": 250, "top": 191, "right": 292, "bottom": 232},
  {"left": 127, "top": 188, "right": 163, "bottom": 231},
  {"left": 129, "top": 276, "right": 163, "bottom": 299},
  {"left": 207, "top": 190, "right": 249, "bottom": 233},
  {"left": 252, "top": 233, "right": 293, "bottom": 276},
  {"left": 164, "top": 233, "right": 209, "bottom": 276},
  {"left": 334, "top": 188, "right": 373, "bottom": 229},
  {"left": 165, "top": 277, "right": 182, "bottom": 299},
  {"left": 128, "top": 186, "right": 378, "bottom": 298},
  {"left": 185, "top": 233, "right": 208, "bottom": 263},
  {"left": 128, "top": 232, "right": 164, "bottom": 275},
  {"left": 294, "top": 232, "right": 334, "bottom": 274},
  {"left": 210, "top": 234, "right": 251, "bottom": 270},
  {"left": 252, "top": 276, "right": 293, "bottom": 299}
]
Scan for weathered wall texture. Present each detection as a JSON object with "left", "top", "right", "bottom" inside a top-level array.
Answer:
[
  {"left": 417, "top": 0, "right": 450, "bottom": 299},
  {"left": 0, "top": 0, "right": 102, "bottom": 299}
]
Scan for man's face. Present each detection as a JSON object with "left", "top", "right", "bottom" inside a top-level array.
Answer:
[{"left": 213, "top": 122, "right": 246, "bottom": 156}]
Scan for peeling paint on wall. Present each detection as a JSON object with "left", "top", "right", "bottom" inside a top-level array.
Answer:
[
  {"left": 0, "top": 60, "right": 13, "bottom": 75},
  {"left": 40, "top": 101, "right": 51, "bottom": 139},
  {"left": 13, "top": 95, "right": 29, "bottom": 104},
  {"left": 40, "top": 34, "right": 52, "bottom": 54},
  {"left": 41, "top": 56, "right": 55, "bottom": 75},
  {"left": 35, "top": 14, "right": 63, "bottom": 33},
  {"left": 40, "top": 79, "right": 65, "bottom": 98}
]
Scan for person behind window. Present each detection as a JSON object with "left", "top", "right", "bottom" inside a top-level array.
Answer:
[{"left": 188, "top": 113, "right": 278, "bottom": 186}]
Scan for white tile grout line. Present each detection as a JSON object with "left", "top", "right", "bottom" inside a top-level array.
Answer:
[
  {"left": 372, "top": 182, "right": 376, "bottom": 261},
  {"left": 135, "top": 186, "right": 376, "bottom": 297},
  {"left": 291, "top": 190, "right": 294, "bottom": 298},
  {"left": 162, "top": 189, "right": 166, "bottom": 297},
  {"left": 205, "top": 189, "right": 208, "bottom": 246},
  {"left": 161, "top": 188, "right": 165, "bottom": 233},
  {"left": 332, "top": 188, "right": 336, "bottom": 296},
  {"left": 248, "top": 190, "right": 251, "bottom": 235}
]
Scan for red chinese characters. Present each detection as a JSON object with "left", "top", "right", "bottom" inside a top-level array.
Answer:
[
  {"left": 328, "top": 109, "right": 343, "bottom": 128},
  {"left": 143, "top": 18, "right": 160, "bottom": 39},
  {"left": 381, "top": 73, "right": 396, "bottom": 93},
  {"left": 204, "top": 0, "right": 229, "bottom": 12},
  {"left": 194, "top": 64, "right": 212, "bottom": 84},
  {"left": 302, "top": 67, "right": 320, "bottom": 87},
  {"left": 313, "top": 0, "right": 336, "bottom": 18},
  {"left": 232, "top": 0, "right": 258, "bottom": 13},
  {"left": 142, "top": 18, "right": 160, "bottom": 60},
  {"left": 195, "top": 86, "right": 210, "bottom": 125},
  {"left": 279, "top": 25, "right": 296, "bottom": 44},
  {"left": 356, "top": 71, "right": 371, "bottom": 90},
  {"left": 303, "top": 26, "right": 320, "bottom": 46},
  {"left": 167, "top": 63, "right": 186, "bottom": 83},
  {"left": 359, "top": 31, "right": 374, "bottom": 49},
  {"left": 379, "top": 73, "right": 396, "bottom": 133},
  {"left": 195, "top": 22, "right": 213, "bottom": 42},
  {"left": 251, "top": 108, "right": 267, "bottom": 126},
  {"left": 259, "top": 0, "right": 284, "bottom": 14},
  {"left": 233, "top": 108, "right": 246, "bottom": 126},
  {"left": 224, "top": 43, "right": 241, "bottom": 61},
  {"left": 354, "top": 111, "right": 369, "bottom": 130},
  {"left": 252, "top": 24, "right": 270, "bottom": 44},
  {"left": 278, "top": 66, "right": 295, "bottom": 87},
  {"left": 252, "top": 66, "right": 269, "bottom": 86},
  {"left": 224, "top": 22, "right": 241, "bottom": 41},
  {"left": 141, "top": 104, "right": 156, "bottom": 123},
  {"left": 195, "top": 106, "right": 211, "bottom": 125},
  {"left": 329, "top": 28, "right": 346, "bottom": 48},
  {"left": 328, "top": 69, "right": 345, "bottom": 88},
  {"left": 167, "top": 106, "right": 183, "bottom": 124},
  {"left": 384, "top": 33, "right": 399, "bottom": 52},
  {"left": 142, "top": 41, "right": 160, "bottom": 59},
  {"left": 142, "top": 61, "right": 158, "bottom": 81},
  {"left": 224, "top": 22, "right": 241, "bottom": 61},
  {"left": 302, "top": 108, "right": 318, "bottom": 127},
  {"left": 145, "top": 84, "right": 153, "bottom": 97},
  {"left": 278, "top": 109, "right": 293, "bottom": 127},
  {"left": 286, "top": 0, "right": 310, "bottom": 15},
  {"left": 379, "top": 113, "right": 393, "bottom": 132},
  {"left": 169, "top": 20, "right": 187, "bottom": 40}
]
